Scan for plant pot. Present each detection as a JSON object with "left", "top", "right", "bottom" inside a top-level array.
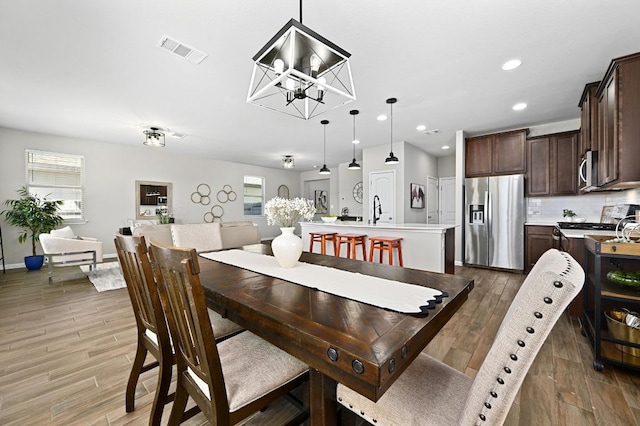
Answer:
[
  {"left": 271, "top": 227, "right": 303, "bottom": 268},
  {"left": 24, "top": 255, "right": 45, "bottom": 271}
]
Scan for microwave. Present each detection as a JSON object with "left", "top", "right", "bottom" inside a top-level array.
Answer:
[{"left": 579, "top": 150, "right": 598, "bottom": 192}]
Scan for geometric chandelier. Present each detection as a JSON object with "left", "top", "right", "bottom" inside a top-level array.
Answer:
[{"left": 247, "top": 4, "right": 356, "bottom": 120}]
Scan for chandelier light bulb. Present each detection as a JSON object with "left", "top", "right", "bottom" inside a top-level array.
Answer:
[
  {"left": 310, "top": 54, "right": 321, "bottom": 77},
  {"left": 274, "top": 58, "right": 285, "bottom": 75}
]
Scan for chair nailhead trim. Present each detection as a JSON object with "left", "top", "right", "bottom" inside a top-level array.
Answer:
[
  {"left": 338, "top": 397, "right": 342, "bottom": 401},
  {"left": 504, "top": 367, "right": 511, "bottom": 374},
  {"left": 527, "top": 327, "right": 535, "bottom": 334},
  {"left": 361, "top": 410, "right": 365, "bottom": 415},
  {"left": 544, "top": 296, "right": 553, "bottom": 304},
  {"left": 479, "top": 414, "right": 486, "bottom": 421},
  {"left": 373, "top": 419, "right": 378, "bottom": 423},
  {"left": 484, "top": 402, "right": 492, "bottom": 409},
  {"left": 554, "top": 280, "right": 563, "bottom": 288},
  {"left": 517, "top": 340, "right": 525, "bottom": 347},
  {"left": 510, "top": 354, "right": 518, "bottom": 361},
  {"left": 490, "top": 391, "right": 498, "bottom": 398},
  {"left": 534, "top": 311, "right": 543, "bottom": 319},
  {"left": 349, "top": 404, "right": 353, "bottom": 408},
  {"left": 497, "top": 377, "right": 504, "bottom": 385}
]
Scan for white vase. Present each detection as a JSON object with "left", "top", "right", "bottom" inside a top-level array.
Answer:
[{"left": 271, "top": 227, "right": 303, "bottom": 268}]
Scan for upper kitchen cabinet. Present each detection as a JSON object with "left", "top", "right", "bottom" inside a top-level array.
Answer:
[
  {"left": 579, "top": 82, "right": 599, "bottom": 155},
  {"left": 465, "top": 129, "right": 528, "bottom": 177},
  {"left": 596, "top": 52, "right": 640, "bottom": 189},
  {"left": 526, "top": 131, "right": 579, "bottom": 196}
]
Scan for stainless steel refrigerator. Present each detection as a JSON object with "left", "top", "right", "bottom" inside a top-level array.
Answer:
[{"left": 464, "top": 174, "right": 525, "bottom": 271}]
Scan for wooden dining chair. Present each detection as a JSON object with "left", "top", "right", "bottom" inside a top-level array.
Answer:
[
  {"left": 115, "top": 235, "right": 245, "bottom": 426},
  {"left": 148, "top": 241, "right": 309, "bottom": 425},
  {"left": 337, "top": 248, "right": 585, "bottom": 425}
]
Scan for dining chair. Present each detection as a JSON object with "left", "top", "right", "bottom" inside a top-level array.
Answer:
[
  {"left": 115, "top": 235, "right": 244, "bottom": 426},
  {"left": 337, "top": 248, "right": 584, "bottom": 425},
  {"left": 148, "top": 241, "right": 309, "bottom": 425}
]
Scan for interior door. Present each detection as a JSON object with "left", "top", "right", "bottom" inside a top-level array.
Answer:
[
  {"left": 439, "top": 177, "right": 456, "bottom": 224},
  {"left": 370, "top": 171, "right": 395, "bottom": 224},
  {"left": 426, "top": 176, "right": 438, "bottom": 224}
]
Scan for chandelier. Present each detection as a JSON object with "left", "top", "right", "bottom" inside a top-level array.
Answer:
[
  {"left": 143, "top": 127, "right": 165, "bottom": 147},
  {"left": 282, "top": 155, "right": 295, "bottom": 168},
  {"left": 247, "top": 1, "right": 356, "bottom": 120}
]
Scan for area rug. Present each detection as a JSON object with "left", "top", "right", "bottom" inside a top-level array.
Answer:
[{"left": 80, "top": 262, "right": 127, "bottom": 292}]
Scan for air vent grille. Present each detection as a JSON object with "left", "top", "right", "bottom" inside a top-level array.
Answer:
[{"left": 157, "top": 35, "right": 208, "bottom": 64}]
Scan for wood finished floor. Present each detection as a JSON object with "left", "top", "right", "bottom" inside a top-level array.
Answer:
[{"left": 1, "top": 264, "right": 639, "bottom": 425}]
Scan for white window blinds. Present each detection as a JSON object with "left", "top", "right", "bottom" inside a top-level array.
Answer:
[
  {"left": 243, "top": 175, "right": 264, "bottom": 216},
  {"left": 25, "top": 149, "right": 85, "bottom": 222}
]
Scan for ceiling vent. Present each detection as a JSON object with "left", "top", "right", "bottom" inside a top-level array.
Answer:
[{"left": 157, "top": 35, "right": 208, "bottom": 64}]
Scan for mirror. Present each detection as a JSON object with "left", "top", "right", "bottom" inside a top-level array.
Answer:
[{"left": 136, "top": 180, "right": 172, "bottom": 220}]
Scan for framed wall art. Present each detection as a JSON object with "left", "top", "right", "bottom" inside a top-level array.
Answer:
[
  {"left": 410, "top": 183, "right": 425, "bottom": 209},
  {"left": 315, "top": 190, "right": 328, "bottom": 214}
]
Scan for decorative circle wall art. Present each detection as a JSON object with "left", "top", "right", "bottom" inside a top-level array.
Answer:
[{"left": 191, "top": 183, "right": 211, "bottom": 205}]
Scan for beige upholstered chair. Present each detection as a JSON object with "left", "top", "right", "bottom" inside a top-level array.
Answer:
[
  {"left": 149, "top": 241, "right": 309, "bottom": 425},
  {"left": 337, "top": 248, "right": 584, "bottom": 425},
  {"left": 115, "top": 235, "right": 243, "bottom": 426},
  {"left": 170, "top": 223, "right": 223, "bottom": 252},
  {"left": 39, "top": 226, "right": 103, "bottom": 281}
]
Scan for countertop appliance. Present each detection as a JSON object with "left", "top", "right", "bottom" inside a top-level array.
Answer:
[
  {"left": 465, "top": 174, "right": 525, "bottom": 271},
  {"left": 556, "top": 222, "right": 617, "bottom": 230}
]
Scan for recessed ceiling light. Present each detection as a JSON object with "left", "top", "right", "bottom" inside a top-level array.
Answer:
[
  {"left": 352, "top": 139, "right": 360, "bottom": 144},
  {"left": 512, "top": 102, "right": 527, "bottom": 111},
  {"left": 442, "top": 145, "right": 450, "bottom": 150},
  {"left": 502, "top": 59, "right": 522, "bottom": 71},
  {"left": 377, "top": 114, "right": 387, "bottom": 121},
  {"left": 416, "top": 124, "right": 426, "bottom": 131}
]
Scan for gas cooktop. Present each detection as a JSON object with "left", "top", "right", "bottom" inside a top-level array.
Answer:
[{"left": 556, "top": 222, "right": 617, "bottom": 230}]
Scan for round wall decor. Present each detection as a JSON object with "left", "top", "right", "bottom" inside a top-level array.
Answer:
[
  {"left": 353, "top": 181, "right": 363, "bottom": 204},
  {"left": 278, "top": 184, "right": 290, "bottom": 199}
]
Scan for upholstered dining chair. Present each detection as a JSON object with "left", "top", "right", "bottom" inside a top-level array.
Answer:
[
  {"left": 115, "top": 235, "right": 244, "bottom": 426},
  {"left": 149, "top": 241, "right": 309, "bottom": 426},
  {"left": 337, "top": 248, "right": 585, "bottom": 425}
]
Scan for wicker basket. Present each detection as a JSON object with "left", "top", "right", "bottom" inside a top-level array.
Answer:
[{"left": 605, "top": 310, "right": 640, "bottom": 357}]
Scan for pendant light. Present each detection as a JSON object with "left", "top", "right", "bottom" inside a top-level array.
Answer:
[
  {"left": 319, "top": 119, "right": 331, "bottom": 174},
  {"left": 385, "top": 97, "right": 399, "bottom": 165},
  {"left": 348, "top": 109, "right": 361, "bottom": 170}
]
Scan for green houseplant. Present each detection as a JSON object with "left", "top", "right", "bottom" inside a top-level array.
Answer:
[{"left": 2, "top": 186, "right": 64, "bottom": 270}]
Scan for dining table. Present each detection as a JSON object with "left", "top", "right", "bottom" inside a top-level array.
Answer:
[{"left": 198, "top": 244, "right": 474, "bottom": 425}]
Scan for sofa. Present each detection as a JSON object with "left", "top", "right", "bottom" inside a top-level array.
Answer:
[
  {"left": 39, "top": 226, "right": 104, "bottom": 279},
  {"left": 132, "top": 221, "right": 260, "bottom": 252}
]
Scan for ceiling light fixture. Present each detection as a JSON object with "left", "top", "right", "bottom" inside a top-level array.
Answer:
[
  {"left": 416, "top": 124, "right": 426, "bottom": 131},
  {"left": 442, "top": 145, "right": 450, "bottom": 150},
  {"left": 502, "top": 59, "right": 522, "bottom": 70},
  {"left": 385, "top": 98, "right": 399, "bottom": 165},
  {"left": 319, "top": 119, "right": 331, "bottom": 174},
  {"left": 143, "top": 127, "right": 165, "bottom": 147},
  {"left": 377, "top": 114, "right": 387, "bottom": 121},
  {"left": 246, "top": 0, "right": 356, "bottom": 120},
  {"left": 512, "top": 102, "right": 527, "bottom": 111},
  {"left": 282, "top": 154, "right": 295, "bottom": 168},
  {"left": 348, "top": 110, "right": 361, "bottom": 170}
]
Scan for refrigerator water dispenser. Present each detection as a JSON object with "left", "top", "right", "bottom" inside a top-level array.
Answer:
[{"left": 469, "top": 205, "right": 485, "bottom": 224}]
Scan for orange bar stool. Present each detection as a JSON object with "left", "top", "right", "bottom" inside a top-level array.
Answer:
[
  {"left": 335, "top": 234, "right": 367, "bottom": 260},
  {"left": 308, "top": 232, "right": 338, "bottom": 255},
  {"left": 368, "top": 237, "right": 404, "bottom": 266}
]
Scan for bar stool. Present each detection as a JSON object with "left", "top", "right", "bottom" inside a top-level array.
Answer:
[
  {"left": 308, "top": 232, "right": 338, "bottom": 255},
  {"left": 368, "top": 237, "right": 404, "bottom": 266},
  {"left": 335, "top": 234, "right": 367, "bottom": 260}
]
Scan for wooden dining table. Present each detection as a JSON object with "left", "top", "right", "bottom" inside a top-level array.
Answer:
[{"left": 198, "top": 244, "right": 474, "bottom": 425}]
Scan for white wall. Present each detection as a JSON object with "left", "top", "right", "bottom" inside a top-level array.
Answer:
[
  {"left": 0, "top": 127, "right": 301, "bottom": 267},
  {"left": 337, "top": 161, "right": 364, "bottom": 216},
  {"left": 437, "top": 155, "right": 455, "bottom": 178},
  {"left": 403, "top": 143, "right": 438, "bottom": 223},
  {"left": 362, "top": 142, "right": 404, "bottom": 223}
]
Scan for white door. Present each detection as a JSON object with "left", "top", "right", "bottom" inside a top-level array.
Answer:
[
  {"left": 439, "top": 177, "right": 456, "bottom": 224},
  {"left": 370, "top": 171, "right": 396, "bottom": 224},
  {"left": 426, "top": 176, "right": 438, "bottom": 224}
]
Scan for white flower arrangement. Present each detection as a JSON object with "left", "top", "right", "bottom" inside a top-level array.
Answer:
[{"left": 265, "top": 197, "right": 316, "bottom": 228}]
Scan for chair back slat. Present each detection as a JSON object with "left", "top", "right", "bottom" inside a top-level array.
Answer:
[
  {"left": 149, "top": 241, "right": 229, "bottom": 413},
  {"left": 458, "top": 249, "right": 584, "bottom": 425}
]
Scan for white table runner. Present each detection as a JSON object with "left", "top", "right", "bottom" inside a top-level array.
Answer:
[{"left": 200, "top": 250, "right": 447, "bottom": 314}]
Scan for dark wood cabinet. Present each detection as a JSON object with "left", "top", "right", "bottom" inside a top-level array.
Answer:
[
  {"left": 579, "top": 82, "right": 599, "bottom": 156},
  {"left": 525, "top": 225, "right": 555, "bottom": 272},
  {"left": 465, "top": 129, "right": 527, "bottom": 177},
  {"left": 526, "top": 131, "right": 578, "bottom": 196},
  {"left": 596, "top": 52, "right": 640, "bottom": 189}
]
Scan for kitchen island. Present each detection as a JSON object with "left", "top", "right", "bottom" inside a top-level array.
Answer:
[{"left": 300, "top": 222, "right": 457, "bottom": 274}]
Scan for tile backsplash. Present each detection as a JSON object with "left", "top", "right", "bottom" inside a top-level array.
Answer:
[{"left": 527, "top": 187, "right": 640, "bottom": 223}]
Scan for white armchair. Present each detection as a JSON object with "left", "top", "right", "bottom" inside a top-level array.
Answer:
[{"left": 39, "top": 226, "right": 104, "bottom": 281}]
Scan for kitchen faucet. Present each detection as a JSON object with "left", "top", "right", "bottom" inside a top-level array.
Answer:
[{"left": 373, "top": 195, "right": 382, "bottom": 225}]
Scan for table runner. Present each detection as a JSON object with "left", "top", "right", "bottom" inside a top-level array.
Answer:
[{"left": 200, "top": 250, "right": 447, "bottom": 314}]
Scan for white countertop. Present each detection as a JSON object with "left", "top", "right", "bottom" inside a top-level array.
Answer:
[
  {"left": 559, "top": 229, "right": 617, "bottom": 239},
  {"left": 302, "top": 221, "right": 458, "bottom": 232}
]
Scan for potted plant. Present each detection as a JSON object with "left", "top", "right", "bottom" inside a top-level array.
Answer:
[{"left": 1, "top": 186, "right": 64, "bottom": 270}]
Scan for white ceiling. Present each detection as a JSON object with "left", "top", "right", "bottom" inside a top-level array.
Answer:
[{"left": 1, "top": 0, "right": 640, "bottom": 171}]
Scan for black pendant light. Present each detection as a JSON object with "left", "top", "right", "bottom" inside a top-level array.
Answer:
[
  {"left": 319, "top": 119, "right": 331, "bottom": 174},
  {"left": 385, "top": 97, "right": 399, "bottom": 165},
  {"left": 348, "top": 109, "right": 361, "bottom": 170}
]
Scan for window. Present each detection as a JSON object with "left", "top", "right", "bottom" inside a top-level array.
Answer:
[
  {"left": 25, "top": 149, "right": 85, "bottom": 222},
  {"left": 243, "top": 175, "right": 264, "bottom": 216}
]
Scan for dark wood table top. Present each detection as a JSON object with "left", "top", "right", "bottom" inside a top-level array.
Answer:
[{"left": 199, "top": 244, "right": 474, "bottom": 397}]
